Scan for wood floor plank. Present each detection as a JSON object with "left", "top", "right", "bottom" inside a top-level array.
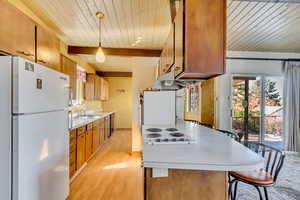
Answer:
[{"left": 67, "top": 130, "right": 143, "bottom": 200}]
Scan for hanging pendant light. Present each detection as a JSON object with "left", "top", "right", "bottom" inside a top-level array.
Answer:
[{"left": 96, "top": 12, "right": 105, "bottom": 63}]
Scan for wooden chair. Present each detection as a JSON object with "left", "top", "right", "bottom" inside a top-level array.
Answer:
[
  {"left": 216, "top": 129, "right": 241, "bottom": 142},
  {"left": 228, "top": 142, "right": 285, "bottom": 200}
]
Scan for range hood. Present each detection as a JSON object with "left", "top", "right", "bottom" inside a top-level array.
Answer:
[{"left": 152, "top": 71, "right": 200, "bottom": 90}]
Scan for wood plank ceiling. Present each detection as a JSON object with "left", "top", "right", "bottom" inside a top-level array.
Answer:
[
  {"left": 20, "top": 0, "right": 300, "bottom": 71},
  {"left": 227, "top": 0, "right": 300, "bottom": 52},
  {"left": 26, "top": 0, "right": 172, "bottom": 49}
]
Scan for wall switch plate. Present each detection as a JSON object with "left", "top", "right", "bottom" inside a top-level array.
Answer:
[{"left": 152, "top": 168, "right": 168, "bottom": 178}]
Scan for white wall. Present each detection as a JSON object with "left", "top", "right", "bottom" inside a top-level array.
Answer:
[
  {"left": 131, "top": 57, "right": 158, "bottom": 152},
  {"left": 216, "top": 51, "right": 300, "bottom": 130}
]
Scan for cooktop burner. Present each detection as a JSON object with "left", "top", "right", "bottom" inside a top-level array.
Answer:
[
  {"left": 165, "top": 128, "right": 178, "bottom": 132},
  {"left": 146, "top": 128, "right": 162, "bottom": 132},
  {"left": 147, "top": 133, "right": 162, "bottom": 138},
  {"left": 170, "top": 132, "right": 184, "bottom": 137}
]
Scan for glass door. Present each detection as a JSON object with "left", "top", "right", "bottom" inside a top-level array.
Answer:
[
  {"left": 232, "top": 76, "right": 261, "bottom": 142},
  {"left": 263, "top": 76, "right": 284, "bottom": 149},
  {"left": 231, "top": 75, "right": 284, "bottom": 149}
]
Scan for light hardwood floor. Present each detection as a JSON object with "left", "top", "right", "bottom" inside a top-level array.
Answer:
[{"left": 67, "top": 130, "right": 143, "bottom": 200}]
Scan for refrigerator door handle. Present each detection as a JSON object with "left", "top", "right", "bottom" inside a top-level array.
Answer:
[{"left": 66, "top": 86, "right": 73, "bottom": 106}]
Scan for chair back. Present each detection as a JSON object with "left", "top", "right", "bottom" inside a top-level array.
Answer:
[
  {"left": 217, "top": 129, "right": 241, "bottom": 142},
  {"left": 243, "top": 142, "right": 285, "bottom": 182}
]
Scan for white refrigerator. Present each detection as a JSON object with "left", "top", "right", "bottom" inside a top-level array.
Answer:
[{"left": 0, "top": 56, "right": 70, "bottom": 200}]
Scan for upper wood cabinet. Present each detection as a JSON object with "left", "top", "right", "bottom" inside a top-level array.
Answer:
[
  {"left": 85, "top": 74, "right": 109, "bottom": 101},
  {"left": 100, "top": 78, "right": 109, "bottom": 101},
  {"left": 159, "top": 24, "right": 175, "bottom": 76},
  {"left": 173, "top": 0, "right": 184, "bottom": 77},
  {"left": 162, "top": 0, "right": 226, "bottom": 79},
  {"left": 36, "top": 25, "right": 61, "bottom": 71},
  {"left": 0, "top": 0, "right": 35, "bottom": 61},
  {"left": 85, "top": 74, "right": 95, "bottom": 100},
  {"left": 61, "top": 56, "right": 77, "bottom": 100}
]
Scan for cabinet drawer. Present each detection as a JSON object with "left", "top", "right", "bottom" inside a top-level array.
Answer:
[
  {"left": 77, "top": 126, "right": 86, "bottom": 135},
  {"left": 87, "top": 123, "right": 93, "bottom": 130}
]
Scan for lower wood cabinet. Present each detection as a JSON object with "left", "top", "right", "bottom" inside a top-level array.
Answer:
[
  {"left": 69, "top": 113, "right": 114, "bottom": 180},
  {"left": 104, "top": 116, "right": 111, "bottom": 140},
  {"left": 92, "top": 120, "right": 100, "bottom": 153},
  {"left": 99, "top": 118, "right": 105, "bottom": 145},
  {"left": 85, "top": 123, "right": 93, "bottom": 160},
  {"left": 69, "top": 129, "right": 77, "bottom": 178},
  {"left": 76, "top": 126, "right": 86, "bottom": 170}
]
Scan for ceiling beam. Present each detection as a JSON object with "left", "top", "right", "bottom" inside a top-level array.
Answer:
[
  {"left": 232, "top": 0, "right": 300, "bottom": 3},
  {"left": 96, "top": 71, "right": 132, "bottom": 77},
  {"left": 68, "top": 46, "right": 162, "bottom": 57}
]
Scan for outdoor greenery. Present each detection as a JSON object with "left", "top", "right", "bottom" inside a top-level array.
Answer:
[{"left": 232, "top": 78, "right": 283, "bottom": 138}]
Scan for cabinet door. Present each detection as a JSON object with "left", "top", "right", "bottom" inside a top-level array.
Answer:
[
  {"left": 100, "top": 78, "right": 109, "bottom": 101},
  {"left": 94, "top": 76, "right": 101, "bottom": 100},
  {"left": 76, "top": 131, "right": 86, "bottom": 170},
  {"left": 106, "top": 117, "right": 111, "bottom": 138},
  {"left": 99, "top": 120, "right": 105, "bottom": 145},
  {"left": 166, "top": 24, "right": 175, "bottom": 70},
  {"left": 173, "top": 0, "right": 184, "bottom": 77},
  {"left": 36, "top": 26, "right": 61, "bottom": 71},
  {"left": 61, "top": 56, "right": 77, "bottom": 100},
  {"left": 201, "top": 79, "right": 215, "bottom": 126},
  {"left": 85, "top": 128, "right": 93, "bottom": 160},
  {"left": 0, "top": 0, "right": 35, "bottom": 61},
  {"left": 69, "top": 129, "right": 77, "bottom": 178},
  {"left": 92, "top": 124, "right": 100, "bottom": 152},
  {"left": 184, "top": 0, "right": 225, "bottom": 78},
  {"left": 85, "top": 74, "right": 95, "bottom": 100}
]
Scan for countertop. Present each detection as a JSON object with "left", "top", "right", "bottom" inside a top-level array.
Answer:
[
  {"left": 142, "top": 120, "right": 264, "bottom": 171},
  {"left": 70, "top": 112, "right": 114, "bottom": 130}
]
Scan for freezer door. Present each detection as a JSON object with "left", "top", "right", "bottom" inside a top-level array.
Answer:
[
  {"left": 0, "top": 56, "right": 12, "bottom": 200},
  {"left": 12, "top": 111, "right": 69, "bottom": 200},
  {"left": 143, "top": 91, "right": 176, "bottom": 125},
  {"left": 13, "top": 57, "right": 69, "bottom": 114}
]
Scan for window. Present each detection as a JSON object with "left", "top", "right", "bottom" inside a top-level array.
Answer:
[{"left": 185, "top": 84, "right": 199, "bottom": 113}]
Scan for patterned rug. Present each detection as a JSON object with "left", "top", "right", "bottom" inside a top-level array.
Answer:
[{"left": 236, "top": 153, "right": 300, "bottom": 200}]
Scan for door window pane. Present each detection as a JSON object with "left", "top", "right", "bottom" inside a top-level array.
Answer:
[{"left": 264, "top": 76, "right": 284, "bottom": 149}]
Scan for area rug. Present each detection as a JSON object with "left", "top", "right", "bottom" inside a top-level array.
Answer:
[{"left": 236, "top": 153, "right": 300, "bottom": 200}]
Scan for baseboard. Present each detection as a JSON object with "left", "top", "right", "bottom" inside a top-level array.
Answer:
[
  {"left": 116, "top": 128, "right": 132, "bottom": 131},
  {"left": 70, "top": 162, "right": 87, "bottom": 183}
]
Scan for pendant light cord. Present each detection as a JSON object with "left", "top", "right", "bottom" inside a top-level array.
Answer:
[{"left": 99, "top": 18, "right": 102, "bottom": 47}]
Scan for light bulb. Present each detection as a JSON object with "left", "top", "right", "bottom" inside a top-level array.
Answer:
[{"left": 96, "top": 47, "right": 106, "bottom": 63}]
